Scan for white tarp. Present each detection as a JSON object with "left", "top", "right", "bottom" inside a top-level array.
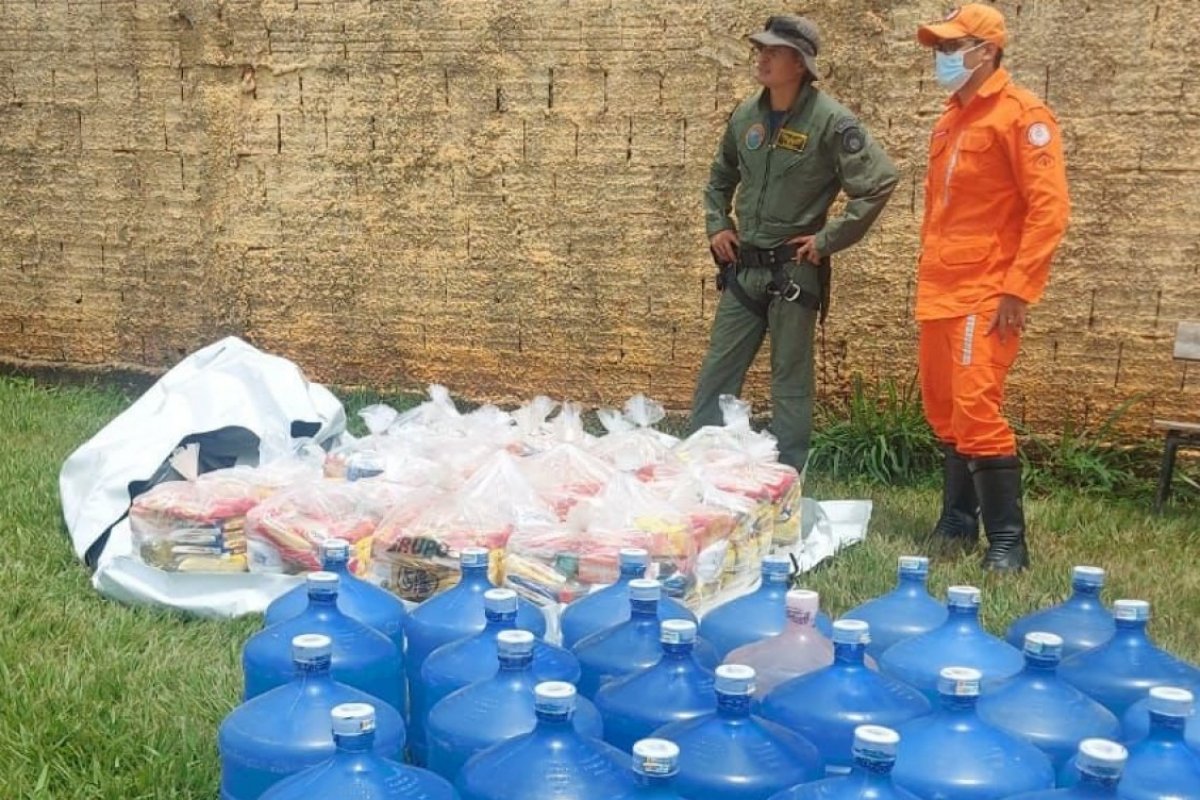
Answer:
[{"left": 59, "top": 337, "right": 345, "bottom": 617}]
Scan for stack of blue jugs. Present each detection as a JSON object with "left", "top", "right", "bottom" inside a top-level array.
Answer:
[{"left": 217, "top": 539, "right": 1200, "bottom": 800}]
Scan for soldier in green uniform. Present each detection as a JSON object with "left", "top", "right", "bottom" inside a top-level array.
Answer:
[{"left": 689, "top": 15, "right": 899, "bottom": 471}]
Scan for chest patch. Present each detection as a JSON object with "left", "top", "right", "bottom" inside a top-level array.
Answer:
[
  {"left": 745, "top": 123, "right": 766, "bottom": 151},
  {"left": 776, "top": 127, "right": 809, "bottom": 153}
]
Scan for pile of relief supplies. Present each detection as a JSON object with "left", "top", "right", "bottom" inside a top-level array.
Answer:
[{"left": 129, "top": 387, "right": 814, "bottom": 615}]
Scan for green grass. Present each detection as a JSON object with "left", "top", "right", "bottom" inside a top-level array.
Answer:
[{"left": 0, "top": 375, "right": 1198, "bottom": 798}]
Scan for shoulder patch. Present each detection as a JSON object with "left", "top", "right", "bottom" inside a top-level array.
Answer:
[
  {"left": 834, "top": 117, "right": 865, "bottom": 154},
  {"left": 1026, "top": 122, "right": 1052, "bottom": 148}
]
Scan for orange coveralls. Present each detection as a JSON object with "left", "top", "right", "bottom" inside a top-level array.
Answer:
[{"left": 917, "top": 68, "right": 1070, "bottom": 457}]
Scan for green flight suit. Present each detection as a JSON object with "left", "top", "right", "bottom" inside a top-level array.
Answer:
[{"left": 689, "top": 82, "right": 898, "bottom": 470}]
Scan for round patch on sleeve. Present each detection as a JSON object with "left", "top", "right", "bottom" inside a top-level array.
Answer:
[
  {"left": 1027, "top": 122, "right": 1052, "bottom": 147},
  {"left": 745, "top": 123, "right": 765, "bottom": 151},
  {"left": 842, "top": 126, "right": 865, "bottom": 154}
]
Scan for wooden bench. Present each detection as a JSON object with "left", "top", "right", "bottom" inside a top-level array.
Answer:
[{"left": 1155, "top": 320, "right": 1200, "bottom": 513}]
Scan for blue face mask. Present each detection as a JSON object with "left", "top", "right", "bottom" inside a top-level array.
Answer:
[{"left": 934, "top": 42, "right": 985, "bottom": 92}]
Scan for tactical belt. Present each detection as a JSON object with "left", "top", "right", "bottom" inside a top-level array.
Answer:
[{"left": 714, "top": 241, "right": 830, "bottom": 324}]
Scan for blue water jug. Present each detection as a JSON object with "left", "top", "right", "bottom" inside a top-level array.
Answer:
[
  {"left": 760, "top": 620, "right": 931, "bottom": 775},
  {"left": 264, "top": 537, "right": 408, "bottom": 652},
  {"left": 1058, "top": 599, "right": 1200, "bottom": 718},
  {"left": 1122, "top": 693, "right": 1200, "bottom": 749},
  {"left": 560, "top": 548, "right": 696, "bottom": 650},
  {"left": 1005, "top": 566, "right": 1115, "bottom": 659},
  {"left": 891, "top": 667, "right": 1054, "bottom": 798},
  {"left": 456, "top": 681, "right": 637, "bottom": 800},
  {"left": 413, "top": 588, "right": 579, "bottom": 764},
  {"left": 629, "top": 739, "right": 687, "bottom": 799},
  {"left": 701, "top": 555, "right": 835, "bottom": 658},
  {"left": 425, "top": 630, "right": 603, "bottom": 782},
  {"left": 1111, "top": 688, "right": 1200, "bottom": 799},
  {"left": 220, "top": 635, "right": 406, "bottom": 800},
  {"left": 594, "top": 619, "right": 716, "bottom": 752},
  {"left": 976, "top": 632, "right": 1121, "bottom": 773},
  {"left": 843, "top": 556, "right": 948, "bottom": 661},
  {"left": 242, "top": 572, "right": 405, "bottom": 713},
  {"left": 1005, "top": 739, "right": 1128, "bottom": 799},
  {"left": 406, "top": 548, "right": 546, "bottom": 761},
  {"left": 653, "top": 664, "right": 824, "bottom": 800},
  {"left": 574, "top": 579, "right": 719, "bottom": 699},
  {"left": 879, "top": 585, "right": 1023, "bottom": 703},
  {"left": 259, "top": 703, "right": 456, "bottom": 799},
  {"left": 767, "top": 725, "right": 921, "bottom": 800}
]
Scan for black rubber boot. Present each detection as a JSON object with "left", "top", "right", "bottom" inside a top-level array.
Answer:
[
  {"left": 930, "top": 444, "right": 980, "bottom": 554},
  {"left": 970, "top": 455, "right": 1030, "bottom": 572}
]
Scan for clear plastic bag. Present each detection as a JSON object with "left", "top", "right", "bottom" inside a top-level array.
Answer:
[
  {"left": 590, "top": 394, "right": 679, "bottom": 470},
  {"left": 520, "top": 442, "right": 615, "bottom": 520},
  {"left": 370, "top": 452, "right": 554, "bottom": 602},
  {"left": 244, "top": 478, "right": 412, "bottom": 575}
]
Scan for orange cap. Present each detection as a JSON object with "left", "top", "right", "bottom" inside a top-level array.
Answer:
[{"left": 918, "top": 4, "right": 1007, "bottom": 49}]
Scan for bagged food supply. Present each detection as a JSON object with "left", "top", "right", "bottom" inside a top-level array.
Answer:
[
  {"left": 673, "top": 394, "right": 777, "bottom": 463},
  {"left": 509, "top": 396, "right": 560, "bottom": 455},
  {"left": 244, "top": 479, "right": 412, "bottom": 576},
  {"left": 130, "top": 444, "right": 323, "bottom": 574},
  {"left": 505, "top": 472, "right": 740, "bottom": 609},
  {"left": 370, "top": 452, "right": 554, "bottom": 602},
  {"left": 323, "top": 404, "right": 400, "bottom": 480},
  {"left": 520, "top": 442, "right": 615, "bottom": 521},
  {"left": 589, "top": 395, "right": 678, "bottom": 471}
]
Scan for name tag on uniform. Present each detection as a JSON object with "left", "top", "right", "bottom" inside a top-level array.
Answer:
[{"left": 776, "top": 128, "right": 809, "bottom": 153}]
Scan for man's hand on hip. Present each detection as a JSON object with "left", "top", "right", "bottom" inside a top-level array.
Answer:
[
  {"left": 710, "top": 230, "right": 739, "bottom": 264},
  {"left": 787, "top": 234, "right": 822, "bottom": 265},
  {"left": 986, "top": 294, "right": 1029, "bottom": 344}
]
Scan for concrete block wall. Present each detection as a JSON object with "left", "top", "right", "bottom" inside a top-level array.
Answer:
[{"left": 1, "top": 0, "right": 1197, "bottom": 435}]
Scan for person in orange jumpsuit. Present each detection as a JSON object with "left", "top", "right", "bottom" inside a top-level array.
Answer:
[{"left": 915, "top": 4, "right": 1070, "bottom": 571}]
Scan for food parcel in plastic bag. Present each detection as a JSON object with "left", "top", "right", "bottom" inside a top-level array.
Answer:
[
  {"left": 324, "top": 404, "right": 401, "bottom": 480},
  {"left": 370, "top": 452, "right": 553, "bottom": 602},
  {"left": 668, "top": 394, "right": 805, "bottom": 547},
  {"left": 504, "top": 472, "right": 739, "bottom": 609},
  {"left": 589, "top": 394, "right": 679, "bottom": 470},
  {"left": 244, "top": 478, "right": 412, "bottom": 576},
  {"left": 130, "top": 443, "right": 323, "bottom": 573},
  {"left": 520, "top": 442, "right": 615, "bottom": 520}
]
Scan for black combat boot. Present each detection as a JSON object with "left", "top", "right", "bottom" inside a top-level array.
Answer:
[
  {"left": 930, "top": 444, "right": 980, "bottom": 554},
  {"left": 970, "top": 455, "right": 1030, "bottom": 572}
]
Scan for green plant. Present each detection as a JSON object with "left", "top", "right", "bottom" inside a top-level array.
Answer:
[{"left": 809, "top": 374, "right": 941, "bottom": 485}]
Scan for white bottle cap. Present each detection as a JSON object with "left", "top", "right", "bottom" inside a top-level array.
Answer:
[
  {"left": 715, "top": 664, "right": 756, "bottom": 696},
  {"left": 947, "top": 585, "right": 981, "bottom": 608},
  {"left": 307, "top": 571, "right": 339, "bottom": 592},
  {"left": 496, "top": 629, "right": 535, "bottom": 659},
  {"left": 632, "top": 738, "right": 680, "bottom": 777},
  {"left": 1023, "top": 632, "right": 1064, "bottom": 660},
  {"left": 460, "top": 547, "right": 489, "bottom": 568},
  {"left": 898, "top": 556, "right": 929, "bottom": 576},
  {"left": 660, "top": 619, "right": 697, "bottom": 645},
  {"left": 785, "top": 589, "right": 819, "bottom": 624},
  {"left": 630, "top": 578, "right": 662, "bottom": 602},
  {"left": 1076, "top": 738, "right": 1127, "bottom": 780},
  {"left": 853, "top": 725, "right": 900, "bottom": 761},
  {"left": 331, "top": 702, "right": 376, "bottom": 736},
  {"left": 484, "top": 588, "right": 519, "bottom": 614},
  {"left": 832, "top": 619, "right": 871, "bottom": 646},
  {"left": 292, "top": 633, "right": 333, "bottom": 664},
  {"left": 620, "top": 548, "right": 650, "bottom": 567},
  {"left": 320, "top": 538, "right": 351, "bottom": 560},
  {"left": 1072, "top": 566, "right": 1105, "bottom": 587},
  {"left": 1148, "top": 686, "right": 1194, "bottom": 718},
  {"left": 938, "top": 666, "right": 982, "bottom": 697},
  {"left": 1113, "top": 599, "right": 1150, "bottom": 622},
  {"left": 534, "top": 681, "right": 576, "bottom": 715}
]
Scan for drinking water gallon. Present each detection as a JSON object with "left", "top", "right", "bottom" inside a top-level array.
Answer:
[
  {"left": 766, "top": 725, "right": 921, "bottom": 800},
  {"left": 593, "top": 619, "right": 716, "bottom": 752},
  {"left": 760, "top": 620, "right": 930, "bottom": 775},
  {"left": 843, "top": 556, "right": 947, "bottom": 661},
  {"left": 1004, "top": 566, "right": 1114, "bottom": 659},
  {"left": 242, "top": 572, "right": 405, "bottom": 713},
  {"left": 219, "top": 634, "right": 405, "bottom": 800},
  {"left": 259, "top": 703, "right": 456, "bottom": 799}
]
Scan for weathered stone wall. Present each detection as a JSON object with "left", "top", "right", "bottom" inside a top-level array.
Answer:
[{"left": 2, "top": 0, "right": 1197, "bottom": 433}]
